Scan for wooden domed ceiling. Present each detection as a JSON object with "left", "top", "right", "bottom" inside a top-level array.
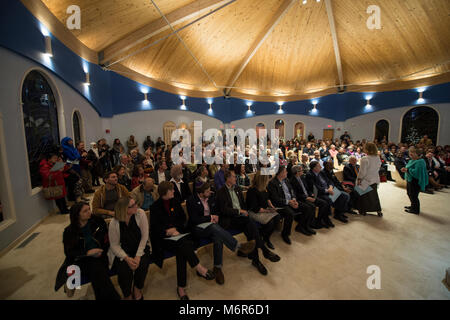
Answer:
[{"left": 23, "top": 0, "right": 450, "bottom": 101}]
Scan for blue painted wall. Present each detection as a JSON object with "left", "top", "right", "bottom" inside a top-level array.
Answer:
[{"left": 1, "top": 0, "right": 449, "bottom": 122}]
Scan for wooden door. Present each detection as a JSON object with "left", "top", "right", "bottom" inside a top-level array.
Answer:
[{"left": 323, "top": 129, "right": 334, "bottom": 141}]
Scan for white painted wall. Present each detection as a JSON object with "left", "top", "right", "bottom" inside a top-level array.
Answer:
[
  {"left": 0, "top": 48, "right": 103, "bottom": 252},
  {"left": 1, "top": 46, "right": 448, "bottom": 252},
  {"left": 343, "top": 104, "right": 450, "bottom": 145},
  {"left": 109, "top": 110, "right": 223, "bottom": 151},
  {"left": 231, "top": 114, "right": 337, "bottom": 141}
]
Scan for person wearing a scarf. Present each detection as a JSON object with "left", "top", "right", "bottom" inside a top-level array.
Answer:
[
  {"left": 61, "top": 137, "right": 81, "bottom": 174},
  {"left": 402, "top": 147, "right": 428, "bottom": 215}
]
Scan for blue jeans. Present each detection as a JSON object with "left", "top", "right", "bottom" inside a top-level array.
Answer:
[{"left": 192, "top": 223, "right": 238, "bottom": 268}]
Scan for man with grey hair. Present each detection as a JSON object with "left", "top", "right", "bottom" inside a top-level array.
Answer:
[
  {"left": 313, "top": 150, "right": 324, "bottom": 169},
  {"left": 343, "top": 156, "right": 359, "bottom": 184},
  {"left": 290, "top": 165, "right": 333, "bottom": 229}
]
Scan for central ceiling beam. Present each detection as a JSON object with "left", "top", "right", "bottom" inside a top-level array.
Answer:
[
  {"left": 99, "top": 0, "right": 229, "bottom": 65},
  {"left": 224, "top": 0, "right": 297, "bottom": 96},
  {"left": 325, "top": 0, "right": 344, "bottom": 91}
]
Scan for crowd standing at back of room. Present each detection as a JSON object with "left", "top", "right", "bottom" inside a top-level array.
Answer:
[{"left": 45, "top": 131, "right": 449, "bottom": 300}]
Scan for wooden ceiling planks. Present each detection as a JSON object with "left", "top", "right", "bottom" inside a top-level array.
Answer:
[
  {"left": 118, "top": 23, "right": 219, "bottom": 94},
  {"left": 23, "top": 0, "right": 450, "bottom": 100},
  {"left": 100, "top": 0, "right": 230, "bottom": 65},
  {"left": 233, "top": 0, "right": 338, "bottom": 98},
  {"left": 333, "top": 0, "right": 450, "bottom": 87},
  {"left": 40, "top": 0, "right": 196, "bottom": 51},
  {"left": 171, "top": 0, "right": 285, "bottom": 89}
]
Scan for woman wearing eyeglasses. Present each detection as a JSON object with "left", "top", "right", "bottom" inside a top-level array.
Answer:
[{"left": 108, "top": 197, "right": 151, "bottom": 300}]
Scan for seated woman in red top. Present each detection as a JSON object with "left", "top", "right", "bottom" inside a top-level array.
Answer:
[
  {"left": 39, "top": 153, "right": 71, "bottom": 214},
  {"left": 149, "top": 181, "right": 215, "bottom": 300}
]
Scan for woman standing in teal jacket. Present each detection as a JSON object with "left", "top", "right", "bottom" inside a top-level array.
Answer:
[{"left": 401, "top": 147, "right": 428, "bottom": 215}]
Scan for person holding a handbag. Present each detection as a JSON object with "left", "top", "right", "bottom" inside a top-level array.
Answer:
[{"left": 39, "top": 153, "right": 70, "bottom": 214}]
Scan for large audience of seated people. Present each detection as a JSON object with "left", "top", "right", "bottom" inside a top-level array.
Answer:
[{"left": 46, "top": 132, "right": 449, "bottom": 300}]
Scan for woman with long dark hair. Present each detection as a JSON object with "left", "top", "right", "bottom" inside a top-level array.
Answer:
[{"left": 55, "top": 202, "right": 120, "bottom": 300}]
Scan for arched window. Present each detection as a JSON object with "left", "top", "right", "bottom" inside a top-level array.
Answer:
[
  {"left": 275, "top": 120, "right": 285, "bottom": 139},
  {"left": 22, "top": 71, "right": 60, "bottom": 188},
  {"left": 72, "top": 110, "right": 82, "bottom": 145},
  {"left": 294, "top": 122, "right": 305, "bottom": 140},
  {"left": 375, "top": 120, "right": 389, "bottom": 142},
  {"left": 401, "top": 106, "right": 439, "bottom": 145}
]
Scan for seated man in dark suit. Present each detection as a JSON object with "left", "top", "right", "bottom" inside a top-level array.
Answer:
[
  {"left": 306, "top": 161, "right": 351, "bottom": 224},
  {"left": 216, "top": 170, "right": 279, "bottom": 276},
  {"left": 150, "top": 160, "right": 170, "bottom": 185},
  {"left": 268, "top": 166, "right": 315, "bottom": 239},
  {"left": 187, "top": 181, "right": 255, "bottom": 285},
  {"left": 290, "top": 165, "right": 333, "bottom": 229},
  {"left": 343, "top": 156, "right": 360, "bottom": 184}
]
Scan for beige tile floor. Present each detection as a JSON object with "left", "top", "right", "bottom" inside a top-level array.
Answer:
[{"left": 0, "top": 181, "right": 449, "bottom": 300}]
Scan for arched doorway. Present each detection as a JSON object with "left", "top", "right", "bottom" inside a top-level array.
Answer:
[
  {"left": 374, "top": 120, "right": 389, "bottom": 143},
  {"left": 274, "top": 119, "right": 285, "bottom": 140},
  {"left": 294, "top": 122, "right": 305, "bottom": 140},
  {"left": 72, "top": 110, "right": 83, "bottom": 145},
  {"left": 401, "top": 106, "right": 439, "bottom": 145},
  {"left": 163, "top": 121, "right": 176, "bottom": 145},
  {"left": 22, "top": 70, "right": 60, "bottom": 188},
  {"left": 256, "top": 123, "right": 265, "bottom": 135}
]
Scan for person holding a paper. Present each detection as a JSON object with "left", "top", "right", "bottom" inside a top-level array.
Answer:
[
  {"left": 216, "top": 170, "right": 274, "bottom": 276},
  {"left": 290, "top": 165, "right": 333, "bottom": 229},
  {"left": 150, "top": 181, "right": 215, "bottom": 300},
  {"left": 268, "top": 166, "right": 316, "bottom": 239},
  {"left": 108, "top": 197, "right": 151, "bottom": 300},
  {"left": 356, "top": 143, "right": 383, "bottom": 217},
  {"left": 246, "top": 172, "right": 282, "bottom": 249},
  {"left": 39, "top": 153, "right": 70, "bottom": 214},
  {"left": 323, "top": 161, "right": 358, "bottom": 215},
  {"left": 306, "top": 161, "right": 350, "bottom": 223},
  {"left": 187, "top": 181, "right": 256, "bottom": 285}
]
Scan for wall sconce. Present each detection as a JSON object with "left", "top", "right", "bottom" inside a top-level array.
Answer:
[
  {"left": 365, "top": 98, "right": 372, "bottom": 110},
  {"left": 180, "top": 96, "right": 187, "bottom": 110},
  {"left": 44, "top": 36, "right": 53, "bottom": 57},
  {"left": 144, "top": 92, "right": 148, "bottom": 101},
  {"left": 246, "top": 101, "right": 253, "bottom": 115},
  {"left": 311, "top": 99, "right": 318, "bottom": 114},
  {"left": 207, "top": 98, "right": 213, "bottom": 114},
  {"left": 364, "top": 94, "right": 373, "bottom": 111},
  {"left": 417, "top": 88, "right": 426, "bottom": 104},
  {"left": 83, "top": 72, "right": 90, "bottom": 86},
  {"left": 277, "top": 101, "right": 284, "bottom": 114}
]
